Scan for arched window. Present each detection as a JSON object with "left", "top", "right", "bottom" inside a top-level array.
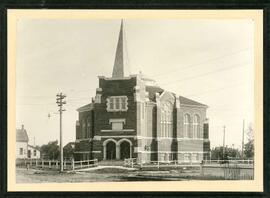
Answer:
[
  {"left": 81, "top": 120, "right": 85, "bottom": 139},
  {"left": 184, "top": 114, "right": 191, "bottom": 138},
  {"left": 160, "top": 102, "right": 173, "bottom": 138},
  {"left": 84, "top": 119, "right": 88, "bottom": 138},
  {"left": 193, "top": 115, "right": 200, "bottom": 138},
  {"left": 87, "top": 117, "right": 91, "bottom": 138}
]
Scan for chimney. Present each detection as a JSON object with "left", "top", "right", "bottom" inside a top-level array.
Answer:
[{"left": 21, "top": 124, "right": 24, "bottom": 130}]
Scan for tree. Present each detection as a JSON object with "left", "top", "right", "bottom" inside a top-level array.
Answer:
[
  {"left": 211, "top": 146, "right": 241, "bottom": 160},
  {"left": 63, "top": 143, "right": 75, "bottom": 160},
  {"left": 40, "top": 140, "right": 60, "bottom": 160},
  {"left": 244, "top": 123, "right": 254, "bottom": 159}
]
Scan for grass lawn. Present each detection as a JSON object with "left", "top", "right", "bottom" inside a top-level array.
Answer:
[{"left": 16, "top": 167, "right": 225, "bottom": 183}]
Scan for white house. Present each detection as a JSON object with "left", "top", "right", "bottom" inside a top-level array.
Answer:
[
  {"left": 16, "top": 125, "right": 40, "bottom": 159},
  {"left": 16, "top": 125, "right": 29, "bottom": 159}
]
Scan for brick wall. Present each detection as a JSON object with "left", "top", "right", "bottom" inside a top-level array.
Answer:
[{"left": 94, "top": 77, "right": 137, "bottom": 135}]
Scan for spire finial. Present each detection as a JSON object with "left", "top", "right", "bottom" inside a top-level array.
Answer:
[{"left": 112, "top": 19, "right": 124, "bottom": 78}]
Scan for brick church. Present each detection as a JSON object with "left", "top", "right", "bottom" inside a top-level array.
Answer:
[{"left": 74, "top": 21, "right": 210, "bottom": 163}]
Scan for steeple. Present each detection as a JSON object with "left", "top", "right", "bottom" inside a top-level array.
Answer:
[{"left": 112, "top": 20, "right": 125, "bottom": 78}]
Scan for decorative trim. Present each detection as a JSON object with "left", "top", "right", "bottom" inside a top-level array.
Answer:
[
  {"left": 137, "top": 151, "right": 209, "bottom": 154},
  {"left": 101, "top": 135, "right": 136, "bottom": 138},
  {"left": 93, "top": 136, "right": 101, "bottom": 140},
  {"left": 75, "top": 138, "right": 91, "bottom": 142},
  {"left": 156, "top": 137, "right": 174, "bottom": 141},
  {"left": 91, "top": 151, "right": 102, "bottom": 153},
  {"left": 101, "top": 129, "right": 134, "bottom": 132},
  {"left": 177, "top": 138, "right": 205, "bottom": 141},
  {"left": 74, "top": 151, "right": 91, "bottom": 153},
  {"left": 136, "top": 136, "right": 155, "bottom": 140},
  {"left": 102, "top": 76, "right": 132, "bottom": 80},
  {"left": 96, "top": 88, "right": 102, "bottom": 92},
  {"left": 109, "top": 118, "right": 126, "bottom": 124},
  {"left": 95, "top": 94, "right": 101, "bottom": 103},
  {"left": 181, "top": 104, "right": 208, "bottom": 108}
]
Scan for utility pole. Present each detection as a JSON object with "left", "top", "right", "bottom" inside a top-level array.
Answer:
[
  {"left": 56, "top": 93, "right": 66, "bottom": 172},
  {"left": 242, "top": 119, "right": 245, "bottom": 159},
  {"left": 222, "top": 126, "right": 226, "bottom": 160}
]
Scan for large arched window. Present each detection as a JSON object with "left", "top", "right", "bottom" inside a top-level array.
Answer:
[
  {"left": 184, "top": 114, "right": 191, "bottom": 138},
  {"left": 193, "top": 115, "right": 200, "bottom": 139},
  {"left": 160, "top": 102, "right": 173, "bottom": 137}
]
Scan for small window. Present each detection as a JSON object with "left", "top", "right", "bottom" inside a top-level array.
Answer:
[
  {"left": 19, "top": 148, "right": 23, "bottom": 155},
  {"left": 115, "top": 98, "right": 120, "bottom": 109},
  {"left": 121, "top": 98, "right": 126, "bottom": 109},
  {"left": 112, "top": 122, "right": 123, "bottom": 130},
  {"left": 106, "top": 96, "right": 128, "bottom": 112},
  {"left": 109, "top": 98, "right": 114, "bottom": 109},
  {"left": 34, "top": 150, "right": 37, "bottom": 156}
]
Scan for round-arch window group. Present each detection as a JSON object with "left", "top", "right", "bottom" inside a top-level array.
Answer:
[{"left": 184, "top": 114, "right": 201, "bottom": 138}]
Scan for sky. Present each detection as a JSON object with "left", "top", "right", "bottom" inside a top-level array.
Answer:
[{"left": 16, "top": 19, "right": 254, "bottom": 149}]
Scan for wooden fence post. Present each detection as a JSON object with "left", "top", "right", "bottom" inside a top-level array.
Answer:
[
  {"left": 72, "top": 159, "right": 75, "bottom": 171},
  {"left": 49, "top": 161, "right": 51, "bottom": 168}
]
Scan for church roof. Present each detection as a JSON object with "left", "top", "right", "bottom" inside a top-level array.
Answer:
[
  {"left": 146, "top": 86, "right": 164, "bottom": 102},
  {"left": 179, "top": 95, "right": 207, "bottom": 107},
  {"left": 112, "top": 20, "right": 125, "bottom": 78},
  {"left": 16, "top": 126, "right": 29, "bottom": 142},
  {"left": 145, "top": 86, "right": 207, "bottom": 107},
  {"left": 77, "top": 103, "right": 94, "bottom": 112}
]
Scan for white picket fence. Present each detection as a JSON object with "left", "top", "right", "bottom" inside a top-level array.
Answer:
[
  {"left": 16, "top": 158, "right": 98, "bottom": 171},
  {"left": 124, "top": 158, "right": 254, "bottom": 167}
]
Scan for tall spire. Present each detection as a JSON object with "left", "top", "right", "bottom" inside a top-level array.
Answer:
[{"left": 112, "top": 20, "right": 124, "bottom": 78}]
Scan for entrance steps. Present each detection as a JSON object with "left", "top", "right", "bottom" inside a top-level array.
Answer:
[{"left": 98, "top": 160, "right": 124, "bottom": 166}]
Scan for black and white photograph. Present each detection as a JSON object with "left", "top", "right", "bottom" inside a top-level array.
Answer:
[{"left": 7, "top": 9, "right": 263, "bottom": 191}]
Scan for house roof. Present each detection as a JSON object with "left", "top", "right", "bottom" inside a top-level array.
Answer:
[
  {"left": 16, "top": 128, "right": 29, "bottom": 142},
  {"left": 179, "top": 95, "right": 208, "bottom": 107},
  {"left": 28, "top": 144, "right": 40, "bottom": 150},
  {"left": 77, "top": 103, "right": 94, "bottom": 112}
]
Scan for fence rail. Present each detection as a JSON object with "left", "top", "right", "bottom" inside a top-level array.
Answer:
[
  {"left": 203, "top": 159, "right": 254, "bottom": 165},
  {"left": 124, "top": 158, "right": 254, "bottom": 180},
  {"left": 16, "top": 158, "right": 98, "bottom": 171}
]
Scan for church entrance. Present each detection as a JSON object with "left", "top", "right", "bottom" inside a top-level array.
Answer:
[
  {"left": 120, "top": 141, "right": 131, "bottom": 160},
  {"left": 106, "top": 141, "right": 116, "bottom": 160}
]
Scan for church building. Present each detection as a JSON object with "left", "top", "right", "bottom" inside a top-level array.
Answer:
[{"left": 74, "top": 21, "right": 210, "bottom": 163}]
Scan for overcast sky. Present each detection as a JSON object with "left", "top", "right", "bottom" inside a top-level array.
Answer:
[{"left": 16, "top": 19, "right": 254, "bottom": 149}]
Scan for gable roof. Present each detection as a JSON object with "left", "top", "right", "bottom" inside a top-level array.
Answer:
[
  {"left": 146, "top": 86, "right": 164, "bottom": 102},
  {"left": 179, "top": 95, "right": 208, "bottom": 107},
  {"left": 16, "top": 128, "right": 29, "bottom": 142},
  {"left": 77, "top": 103, "right": 94, "bottom": 112},
  {"left": 145, "top": 86, "right": 207, "bottom": 107},
  {"left": 28, "top": 144, "right": 40, "bottom": 150}
]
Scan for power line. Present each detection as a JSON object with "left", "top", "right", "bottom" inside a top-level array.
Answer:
[
  {"left": 149, "top": 47, "right": 252, "bottom": 79},
  {"left": 160, "top": 61, "right": 248, "bottom": 87},
  {"left": 185, "top": 81, "right": 246, "bottom": 97}
]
